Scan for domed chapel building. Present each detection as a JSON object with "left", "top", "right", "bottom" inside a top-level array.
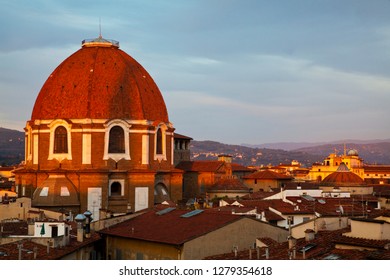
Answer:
[{"left": 14, "top": 36, "right": 183, "bottom": 220}]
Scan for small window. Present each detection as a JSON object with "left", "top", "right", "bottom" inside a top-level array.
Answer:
[
  {"left": 51, "top": 226, "right": 58, "bottom": 238},
  {"left": 110, "top": 181, "right": 122, "bottom": 196},
  {"left": 156, "top": 128, "right": 163, "bottom": 154},
  {"left": 108, "top": 126, "right": 125, "bottom": 153},
  {"left": 60, "top": 186, "right": 70, "bottom": 196},
  {"left": 54, "top": 126, "right": 68, "bottom": 153},
  {"left": 40, "top": 187, "right": 49, "bottom": 197}
]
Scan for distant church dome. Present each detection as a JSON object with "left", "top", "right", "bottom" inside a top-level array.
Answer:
[
  {"left": 347, "top": 149, "right": 359, "bottom": 156},
  {"left": 31, "top": 36, "right": 168, "bottom": 122},
  {"left": 322, "top": 162, "right": 364, "bottom": 185}
]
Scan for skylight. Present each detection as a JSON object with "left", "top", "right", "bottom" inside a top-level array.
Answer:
[
  {"left": 156, "top": 207, "right": 176, "bottom": 216},
  {"left": 323, "top": 254, "right": 341, "bottom": 260},
  {"left": 181, "top": 209, "right": 204, "bottom": 218},
  {"left": 299, "top": 243, "right": 317, "bottom": 253},
  {"left": 301, "top": 195, "right": 316, "bottom": 202}
]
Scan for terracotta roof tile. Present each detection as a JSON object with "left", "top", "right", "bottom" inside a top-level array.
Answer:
[
  {"left": 99, "top": 209, "right": 243, "bottom": 245},
  {"left": 31, "top": 44, "right": 168, "bottom": 122},
  {"left": 231, "top": 163, "right": 253, "bottom": 172},
  {"left": 176, "top": 161, "right": 224, "bottom": 172},
  {"left": 336, "top": 235, "right": 390, "bottom": 249},
  {"left": 364, "top": 165, "right": 390, "bottom": 172},
  {"left": 241, "top": 191, "right": 277, "bottom": 200},
  {"left": 287, "top": 196, "right": 380, "bottom": 217},
  {"left": 204, "top": 228, "right": 390, "bottom": 260},
  {"left": 322, "top": 171, "right": 365, "bottom": 185},
  {"left": 0, "top": 221, "right": 28, "bottom": 236},
  {"left": 0, "top": 227, "right": 101, "bottom": 260},
  {"left": 174, "top": 133, "right": 193, "bottom": 140},
  {"left": 208, "top": 178, "right": 250, "bottom": 192},
  {"left": 243, "top": 170, "right": 293, "bottom": 180}
]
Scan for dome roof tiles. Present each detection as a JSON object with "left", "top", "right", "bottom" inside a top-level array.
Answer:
[
  {"left": 31, "top": 42, "right": 168, "bottom": 122},
  {"left": 322, "top": 171, "right": 365, "bottom": 184},
  {"left": 322, "top": 164, "right": 365, "bottom": 185}
]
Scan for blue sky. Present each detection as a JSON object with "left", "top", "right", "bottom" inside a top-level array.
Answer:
[{"left": 1, "top": 0, "right": 390, "bottom": 145}]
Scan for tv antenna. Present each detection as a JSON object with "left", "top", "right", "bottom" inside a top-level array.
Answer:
[{"left": 99, "top": 17, "right": 102, "bottom": 38}]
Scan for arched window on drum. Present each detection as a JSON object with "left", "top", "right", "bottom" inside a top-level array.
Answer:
[
  {"left": 54, "top": 126, "right": 68, "bottom": 153},
  {"left": 108, "top": 126, "right": 125, "bottom": 153}
]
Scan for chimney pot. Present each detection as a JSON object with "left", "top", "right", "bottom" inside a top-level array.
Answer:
[{"left": 304, "top": 229, "right": 315, "bottom": 241}]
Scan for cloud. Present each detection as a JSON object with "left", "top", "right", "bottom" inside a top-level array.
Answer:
[
  {"left": 1, "top": 0, "right": 390, "bottom": 143},
  {"left": 162, "top": 52, "right": 390, "bottom": 143}
]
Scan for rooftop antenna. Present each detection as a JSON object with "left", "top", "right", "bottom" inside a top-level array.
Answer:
[{"left": 99, "top": 17, "right": 102, "bottom": 38}]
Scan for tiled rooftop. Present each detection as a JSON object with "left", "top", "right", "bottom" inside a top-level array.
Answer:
[
  {"left": 0, "top": 221, "right": 29, "bottom": 236},
  {"left": 32, "top": 44, "right": 169, "bottom": 121},
  {"left": 99, "top": 208, "right": 244, "bottom": 245},
  {"left": 364, "top": 165, "right": 390, "bottom": 172},
  {"left": 176, "top": 161, "right": 225, "bottom": 172},
  {"left": 243, "top": 170, "right": 293, "bottom": 180},
  {"left": 0, "top": 222, "right": 101, "bottom": 260},
  {"left": 204, "top": 228, "right": 390, "bottom": 260},
  {"left": 208, "top": 178, "right": 250, "bottom": 192}
]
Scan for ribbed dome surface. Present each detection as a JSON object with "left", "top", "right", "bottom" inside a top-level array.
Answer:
[
  {"left": 322, "top": 163, "right": 364, "bottom": 185},
  {"left": 31, "top": 40, "right": 168, "bottom": 122},
  {"left": 322, "top": 171, "right": 364, "bottom": 184}
]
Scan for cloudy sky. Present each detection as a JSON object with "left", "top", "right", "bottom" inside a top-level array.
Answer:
[{"left": 1, "top": 0, "right": 390, "bottom": 145}]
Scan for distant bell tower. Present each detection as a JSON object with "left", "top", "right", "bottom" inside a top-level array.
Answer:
[{"left": 174, "top": 133, "right": 192, "bottom": 166}]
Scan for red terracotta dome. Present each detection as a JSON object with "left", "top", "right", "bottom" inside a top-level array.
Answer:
[
  {"left": 322, "top": 163, "right": 365, "bottom": 185},
  {"left": 31, "top": 37, "right": 168, "bottom": 122}
]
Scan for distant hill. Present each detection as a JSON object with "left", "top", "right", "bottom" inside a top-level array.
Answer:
[
  {"left": 190, "top": 140, "right": 322, "bottom": 167},
  {"left": 0, "top": 127, "right": 24, "bottom": 166},
  {"left": 294, "top": 142, "right": 390, "bottom": 165},
  {"left": 191, "top": 140, "right": 390, "bottom": 167},
  {"left": 1, "top": 126, "right": 389, "bottom": 167},
  {"left": 243, "top": 139, "right": 390, "bottom": 151}
]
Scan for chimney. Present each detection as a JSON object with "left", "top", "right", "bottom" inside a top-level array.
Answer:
[
  {"left": 304, "top": 229, "right": 315, "bottom": 242},
  {"left": 83, "top": 210, "right": 92, "bottom": 238},
  {"left": 75, "top": 213, "right": 86, "bottom": 242}
]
